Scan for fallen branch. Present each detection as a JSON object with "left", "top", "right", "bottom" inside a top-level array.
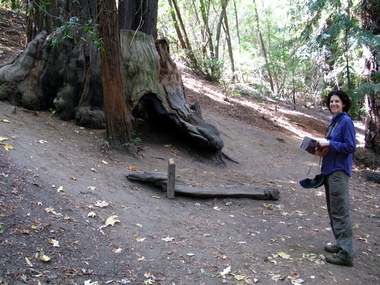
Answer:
[{"left": 126, "top": 171, "right": 279, "bottom": 200}]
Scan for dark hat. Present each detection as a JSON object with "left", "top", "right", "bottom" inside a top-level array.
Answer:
[{"left": 299, "top": 174, "right": 324, "bottom": 189}]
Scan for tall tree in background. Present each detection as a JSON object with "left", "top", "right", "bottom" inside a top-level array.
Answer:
[
  {"left": 167, "top": 0, "right": 199, "bottom": 69},
  {"left": 119, "top": 0, "right": 158, "bottom": 37},
  {"left": 361, "top": 0, "right": 380, "bottom": 155},
  {"left": 25, "top": 0, "right": 61, "bottom": 42},
  {"left": 252, "top": 0, "right": 275, "bottom": 93}
]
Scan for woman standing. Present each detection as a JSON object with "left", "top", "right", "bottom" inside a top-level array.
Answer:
[{"left": 318, "top": 90, "right": 356, "bottom": 267}]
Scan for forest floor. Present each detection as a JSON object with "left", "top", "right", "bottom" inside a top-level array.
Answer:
[{"left": 1, "top": 8, "right": 380, "bottom": 285}]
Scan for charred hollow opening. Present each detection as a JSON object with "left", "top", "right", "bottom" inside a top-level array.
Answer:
[{"left": 132, "top": 93, "right": 188, "bottom": 144}]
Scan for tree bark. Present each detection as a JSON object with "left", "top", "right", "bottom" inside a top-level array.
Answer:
[
  {"left": 199, "top": 0, "right": 218, "bottom": 79},
  {"left": 97, "top": 0, "right": 133, "bottom": 148},
  {"left": 25, "top": 0, "right": 61, "bottom": 42},
  {"left": 168, "top": 0, "right": 199, "bottom": 69},
  {"left": 215, "top": 0, "right": 228, "bottom": 62},
  {"left": 223, "top": 6, "right": 236, "bottom": 81},
  {"left": 252, "top": 0, "right": 275, "bottom": 93},
  {"left": 118, "top": 0, "right": 158, "bottom": 39},
  {"left": 361, "top": 0, "right": 380, "bottom": 155}
]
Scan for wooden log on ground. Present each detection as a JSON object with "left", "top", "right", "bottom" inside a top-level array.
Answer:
[
  {"left": 126, "top": 171, "right": 280, "bottom": 200},
  {"left": 363, "top": 170, "right": 380, "bottom": 184}
]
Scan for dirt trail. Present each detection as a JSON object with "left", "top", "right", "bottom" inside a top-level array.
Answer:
[{"left": 1, "top": 85, "right": 379, "bottom": 284}]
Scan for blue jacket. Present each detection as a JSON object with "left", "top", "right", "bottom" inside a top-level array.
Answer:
[{"left": 322, "top": 112, "right": 356, "bottom": 176}]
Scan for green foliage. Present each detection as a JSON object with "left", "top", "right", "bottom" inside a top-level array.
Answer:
[
  {"left": 0, "top": 0, "right": 24, "bottom": 11},
  {"left": 122, "top": 131, "right": 142, "bottom": 148},
  {"left": 50, "top": 17, "right": 103, "bottom": 50},
  {"left": 349, "top": 83, "right": 380, "bottom": 120},
  {"left": 2, "top": 0, "right": 377, "bottom": 118}
]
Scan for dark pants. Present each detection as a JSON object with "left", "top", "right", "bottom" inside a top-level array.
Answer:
[{"left": 324, "top": 170, "right": 354, "bottom": 260}]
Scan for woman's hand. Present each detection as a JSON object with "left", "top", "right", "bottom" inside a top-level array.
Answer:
[{"left": 318, "top": 139, "right": 330, "bottom": 147}]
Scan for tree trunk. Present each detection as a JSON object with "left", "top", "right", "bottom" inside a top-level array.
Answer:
[
  {"left": 199, "top": 0, "right": 218, "bottom": 79},
  {"left": 252, "top": 0, "right": 275, "bottom": 93},
  {"left": 25, "top": 0, "right": 61, "bottom": 42},
  {"left": 97, "top": 0, "right": 133, "bottom": 148},
  {"left": 215, "top": 0, "right": 228, "bottom": 62},
  {"left": 168, "top": 0, "right": 199, "bottom": 70},
  {"left": 233, "top": 0, "right": 241, "bottom": 46},
  {"left": 365, "top": 92, "right": 380, "bottom": 154},
  {"left": 223, "top": 7, "right": 236, "bottom": 81},
  {"left": 361, "top": 0, "right": 380, "bottom": 155},
  {"left": 118, "top": 0, "right": 158, "bottom": 39}
]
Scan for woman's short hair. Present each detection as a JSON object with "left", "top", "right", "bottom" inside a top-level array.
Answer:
[{"left": 325, "top": 90, "right": 351, "bottom": 113}]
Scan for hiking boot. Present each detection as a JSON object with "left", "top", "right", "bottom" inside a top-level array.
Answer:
[
  {"left": 324, "top": 244, "right": 341, "bottom": 254},
  {"left": 325, "top": 254, "right": 354, "bottom": 267}
]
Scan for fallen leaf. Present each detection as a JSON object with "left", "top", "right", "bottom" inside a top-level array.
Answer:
[
  {"left": 138, "top": 256, "right": 146, "bottom": 261},
  {"left": 162, "top": 236, "right": 175, "bottom": 242},
  {"left": 39, "top": 252, "right": 51, "bottom": 262},
  {"left": 70, "top": 176, "right": 77, "bottom": 181},
  {"left": 278, "top": 252, "right": 291, "bottom": 259},
  {"left": 101, "top": 160, "right": 108, "bottom": 164},
  {"left": 87, "top": 211, "right": 97, "bottom": 218},
  {"left": 95, "top": 201, "right": 109, "bottom": 208},
  {"left": 218, "top": 266, "right": 231, "bottom": 277},
  {"left": 84, "top": 280, "right": 99, "bottom": 285},
  {"left": 136, "top": 237, "right": 146, "bottom": 242},
  {"left": 0, "top": 137, "right": 8, "bottom": 141},
  {"left": 45, "top": 207, "right": 62, "bottom": 217},
  {"left": 105, "top": 215, "right": 120, "bottom": 226},
  {"left": 57, "top": 186, "right": 65, "bottom": 192},
  {"left": 263, "top": 203, "right": 275, "bottom": 210},
  {"left": 87, "top": 186, "right": 96, "bottom": 191},
  {"left": 49, "top": 239, "right": 60, "bottom": 247},
  {"left": 1, "top": 119, "right": 10, "bottom": 123},
  {"left": 271, "top": 274, "right": 282, "bottom": 281},
  {"left": 144, "top": 272, "right": 155, "bottom": 278},
  {"left": 232, "top": 274, "right": 252, "bottom": 282},
  {"left": 2, "top": 143, "right": 14, "bottom": 150},
  {"left": 129, "top": 166, "right": 138, "bottom": 171},
  {"left": 113, "top": 248, "right": 122, "bottom": 253},
  {"left": 25, "top": 257, "right": 33, "bottom": 267}
]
